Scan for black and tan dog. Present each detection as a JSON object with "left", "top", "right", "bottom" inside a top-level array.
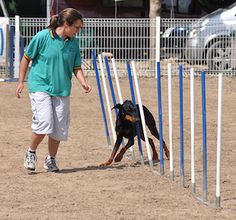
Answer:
[{"left": 100, "top": 100, "right": 169, "bottom": 166}]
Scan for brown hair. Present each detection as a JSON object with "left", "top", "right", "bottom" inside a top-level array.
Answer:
[{"left": 48, "top": 8, "right": 83, "bottom": 29}]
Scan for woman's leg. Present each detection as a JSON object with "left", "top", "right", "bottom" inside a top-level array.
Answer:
[
  {"left": 48, "top": 136, "right": 60, "bottom": 157},
  {"left": 44, "top": 136, "right": 60, "bottom": 172},
  {"left": 44, "top": 96, "right": 70, "bottom": 172},
  {"left": 24, "top": 133, "right": 45, "bottom": 171},
  {"left": 30, "top": 133, "right": 46, "bottom": 150},
  {"left": 25, "top": 92, "right": 53, "bottom": 171}
]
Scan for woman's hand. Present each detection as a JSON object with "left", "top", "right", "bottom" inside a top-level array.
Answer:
[
  {"left": 82, "top": 83, "right": 92, "bottom": 93},
  {"left": 74, "top": 68, "right": 92, "bottom": 93},
  {"left": 15, "top": 82, "right": 24, "bottom": 98},
  {"left": 15, "top": 56, "right": 30, "bottom": 98}
]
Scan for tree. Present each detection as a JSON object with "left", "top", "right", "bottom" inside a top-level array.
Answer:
[
  {"left": 4, "top": 0, "right": 46, "bottom": 17},
  {"left": 149, "top": 0, "right": 162, "bottom": 18},
  {"left": 149, "top": 0, "right": 162, "bottom": 69}
]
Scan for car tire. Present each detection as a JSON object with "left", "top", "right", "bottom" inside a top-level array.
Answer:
[{"left": 206, "top": 40, "right": 231, "bottom": 71}]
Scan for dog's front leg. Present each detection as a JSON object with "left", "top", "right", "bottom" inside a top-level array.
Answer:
[
  {"left": 99, "top": 137, "right": 123, "bottom": 167},
  {"left": 114, "top": 138, "right": 134, "bottom": 162}
]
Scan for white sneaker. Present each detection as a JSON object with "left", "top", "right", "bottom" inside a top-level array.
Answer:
[
  {"left": 24, "top": 150, "right": 37, "bottom": 171},
  {"left": 44, "top": 156, "right": 59, "bottom": 172}
]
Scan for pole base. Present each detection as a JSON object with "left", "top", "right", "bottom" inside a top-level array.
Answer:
[
  {"left": 191, "top": 183, "right": 196, "bottom": 194},
  {"left": 148, "top": 159, "right": 154, "bottom": 170},
  {"left": 131, "top": 150, "right": 136, "bottom": 162},
  {"left": 180, "top": 175, "right": 185, "bottom": 188},
  {"left": 216, "top": 196, "right": 221, "bottom": 208},
  {"left": 139, "top": 154, "right": 145, "bottom": 167},
  {"left": 170, "top": 171, "right": 174, "bottom": 181},
  {"left": 160, "top": 165, "right": 164, "bottom": 176},
  {"left": 203, "top": 191, "right": 208, "bottom": 203}
]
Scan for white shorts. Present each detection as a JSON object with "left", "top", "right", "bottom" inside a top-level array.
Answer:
[{"left": 29, "top": 92, "right": 70, "bottom": 141}]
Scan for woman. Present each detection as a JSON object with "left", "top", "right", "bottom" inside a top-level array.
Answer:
[{"left": 15, "top": 8, "right": 92, "bottom": 172}]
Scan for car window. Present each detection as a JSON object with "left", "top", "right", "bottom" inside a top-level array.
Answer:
[
  {"left": 221, "top": 4, "right": 236, "bottom": 24},
  {"left": 226, "top": 2, "right": 236, "bottom": 9}
]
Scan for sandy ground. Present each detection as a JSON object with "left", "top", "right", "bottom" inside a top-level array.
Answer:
[{"left": 0, "top": 76, "right": 235, "bottom": 220}]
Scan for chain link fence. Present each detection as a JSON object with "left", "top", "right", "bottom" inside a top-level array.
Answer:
[{"left": 2, "top": 16, "right": 236, "bottom": 79}]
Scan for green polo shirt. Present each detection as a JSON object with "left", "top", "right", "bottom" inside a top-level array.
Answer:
[{"left": 24, "top": 29, "right": 82, "bottom": 96}]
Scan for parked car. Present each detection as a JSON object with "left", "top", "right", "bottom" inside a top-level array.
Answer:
[
  {"left": 161, "top": 2, "right": 236, "bottom": 71},
  {"left": 185, "top": 2, "right": 236, "bottom": 70}
]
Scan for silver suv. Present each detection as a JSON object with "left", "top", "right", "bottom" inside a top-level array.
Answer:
[{"left": 185, "top": 3, "right": 236, "bottom": 70}]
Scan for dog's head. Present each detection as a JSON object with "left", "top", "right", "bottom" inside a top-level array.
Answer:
[{"left": 112, "top": 100, "right": 139, "bottom": 123}]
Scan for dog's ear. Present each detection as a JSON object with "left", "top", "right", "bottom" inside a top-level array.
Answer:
[{"left": 112, "top": 103, "right": 123, "bottom": 110}]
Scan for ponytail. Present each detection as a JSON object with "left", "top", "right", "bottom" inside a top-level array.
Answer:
[{"left": 48, "top": 15, "right": 59, "bottom": 29}]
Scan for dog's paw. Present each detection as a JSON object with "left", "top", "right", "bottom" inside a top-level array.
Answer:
[
  {"left": 99, "top": 163, "right": 108, "bottom": 167},
  {"left": 99, "top": 160, "right": 112, "bottom": 167},
  {"left": 99, "top": 164, "right": 105, "bottom": 167}
]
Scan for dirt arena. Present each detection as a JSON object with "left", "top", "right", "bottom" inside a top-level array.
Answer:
[{"left": 0, "top": 76, "right": 235, "bottom": 219}]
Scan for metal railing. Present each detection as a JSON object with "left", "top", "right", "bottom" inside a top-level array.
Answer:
[{"left": 4, "top": 17, "right": 236, "bottom": 78}]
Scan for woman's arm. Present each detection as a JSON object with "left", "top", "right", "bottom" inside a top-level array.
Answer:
[
  {"left": 15, "top": 56, "right": 31, "bottom": 98},
  {"left": 74, "top": 67, "right": 92, "bottom": 93}
]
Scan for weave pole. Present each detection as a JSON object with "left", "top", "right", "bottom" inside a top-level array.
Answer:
[
  {"left": 190, "top": 68, "right": 196, "bottom": 193},
  {"left": 98, "top": 55, "right": 117, "bottom": 144},
  {"left": 179, "top": 64, "right": 185, "bottom": 187},
  {"left": 91, "top": 50, "right": 111, "bottom": 148},
  {"left": 126, "top": 61, "right": 145, "bottom": 166},
  {"left": 201, "top": 71, "right": 208, "bottom": 203},
  {"left": 188, "top": 68, "right": 223, "bottom": 208},
  {"left": 167, "top": 63, "right": 174, "bottom": 180},
  {"left": 131, "top": 61, "right": 153, "bottom": 170},
  {"left": 216, "top": 73, "right": 222, "bottom": 208},
  {"left": 156, "top": 62, "right": 164, "bottom": 175},
  {"left": 14, "top": 15, "right": 20, "bottom": 79},
  {"left": 104, "top": 56, "right": 118, "bottom": 116},
  {"left": 110, "top": 58, "right": 137, "bottom": 163},
  {"left": 111, "top": 58, "right": 123, "bottom": 104}
]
